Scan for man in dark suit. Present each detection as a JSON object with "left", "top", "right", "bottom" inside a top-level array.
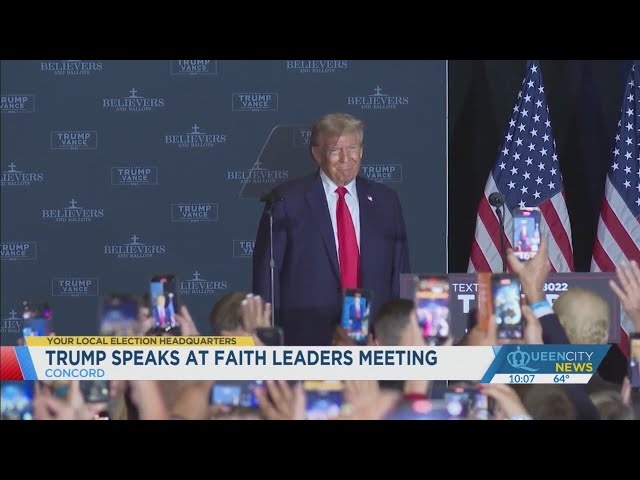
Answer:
[{"left": 253, "top": 113, "right": 411, "bottom": 346}]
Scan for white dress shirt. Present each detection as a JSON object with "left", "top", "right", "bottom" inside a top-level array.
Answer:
[{"left": 320, "top": 170, "right": 361, "bottom": 261}]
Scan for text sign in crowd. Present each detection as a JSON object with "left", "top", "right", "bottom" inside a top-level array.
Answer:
[{"left": 400, "top": 273, "right": 620, "bottom": 341}]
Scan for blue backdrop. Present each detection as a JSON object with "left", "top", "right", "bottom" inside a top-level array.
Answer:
[{"left": 1, "top": 60, "right": 447, "bottom": 341}]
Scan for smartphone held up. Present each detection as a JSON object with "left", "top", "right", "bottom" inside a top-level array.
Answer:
[
  {"left": 149, "top": 274, "right": 181, "bottom": 334},
  {"left": 22, "top": 300, "right": 52, "bottom": 339},
  {"left": 413, "top": 275, "right": 450, "bottom": 345},
  {"left": 512, "top": 207, "right": 541, "bottom": 261},
  {"left": 340, "top": 289, "right": 372, "bottom": 345},
  {"left": 491, "top": 273, "right": 523, "bottom": 340}
]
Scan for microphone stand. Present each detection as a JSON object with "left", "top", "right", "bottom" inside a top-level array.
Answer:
[
  {"left": 495, "top": 203, "right": 507, "bottom": 272},
  {"left": 266, "top": 198, "right": 276, "bottom": 327},
  {"left": 261, "top": 190, "right": 281, "bottom": 328}
]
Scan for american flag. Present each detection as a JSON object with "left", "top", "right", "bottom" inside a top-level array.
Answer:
[
  {"left": 591, "top": 61, "right": 640, "bottom": 272},
  {"left": 469, "top": 60, "right": 574, "bottom": 272}
]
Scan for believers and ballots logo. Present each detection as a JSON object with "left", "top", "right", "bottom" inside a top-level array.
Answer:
[
  {"left": 1, "top": 163, "right": 44, "bottom": 187},
  {"left": 42, "top": 198, "right": 104, "bottom": 223},
  {"left": 41, "top": 61, "right": 102, "bottom": 76},
  {"left": 102, "top": 88, "right": 165, "bottom": 112},
  {"left": 347, "top": 86, "right": 409, "bottom": 110},
  {"left": 180, "top": 271, "right": 228, "bottom": 295},
  {"left": 480, "top": 344, "right": 610, "bottom": 384},
  {"left": 0, "top": 309, "right": 22, "bottom": 334},
  {"left": 165, "top": 124, "right": 228, "bottom": 149},
  {"left": 285, "top": 60, "right": 348, "bottom": 74}
]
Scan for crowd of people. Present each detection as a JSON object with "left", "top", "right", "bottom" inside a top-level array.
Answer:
[
  {"left": 2, "top": 237, "right": 639, "bottom": 421},
  {"left": 2, "top": 112, "right": 639, "bottom": 420}
]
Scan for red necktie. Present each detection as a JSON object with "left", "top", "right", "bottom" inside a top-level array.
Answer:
[{"left": 335, "top": 186, "right": 359, "bottom": 289}]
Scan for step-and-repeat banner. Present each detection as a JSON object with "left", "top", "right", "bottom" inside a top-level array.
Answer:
[{"left": 1, "top": 60, "right": 447, "bottom": 342}]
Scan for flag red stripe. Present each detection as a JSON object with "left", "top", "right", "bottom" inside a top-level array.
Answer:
[
  {"left": 470, "top": 238, "right": 492, "bottom": 272},
  {"left": 600, "top": 199, "right": 640, "bottom": 261},
  {"left": 478, "top": 195, "right": 512, "bottom": 254},
  {"left": 591, "top": 236, "right": 616, "bottom": 272},
  {"left": 539, "top": 198, "right": 575, "bottom": 270}
]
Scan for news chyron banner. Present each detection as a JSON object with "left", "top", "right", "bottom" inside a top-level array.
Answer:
[{"left": 0, "top": 338, "right": 609, "bottom": 385}]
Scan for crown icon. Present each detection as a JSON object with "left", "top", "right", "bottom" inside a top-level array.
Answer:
[{"left": 507, "top": 346, "right": 538, "bottom": 372}]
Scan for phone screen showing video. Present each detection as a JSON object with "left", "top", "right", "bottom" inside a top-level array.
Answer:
[
  {"left": 444, "top": 387, "right": 492, "bottom": 420},
  {"left": 256, "top": 327, "right": 284, "bottom": 346},
  {"left": 512, "top": 207, "right": 541, "bottom": 261},
  {"left": 340, "top": 289, "right": 372, "bottom": 345},
  {"left": 304, "top": 381, "right": 344, "bottom": 420},
  {"left": 80, "top": 380, "right": 111, "bottom": 403},
  {"left": 210, "top": 380, "right": 265, "bottom": 408},
  {"left": 22, "top": 301, "right": 52, "bottom": 339},
  {"left": 150, "top": 275, "right": 179, "bottom": 330},
  {"left": 1, "top": 381, "right": 34, "bottom": 420},
  {"left": 630, "top": 335, "right": 640, "bottom": 390},
  {"left": 414, "top": 276, "right": 450, "bottom": 344},
  {"left": 99, "top": 295, "right": 139, "bottom": 336},
  {"left": 492, "top": 274, "right": 522, "bottom": 339}
]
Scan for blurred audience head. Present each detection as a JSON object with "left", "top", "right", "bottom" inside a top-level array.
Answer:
[
  {"left": 209, "top": 291, "right": 248, "bottom": 335},
  {"left": 589, "top": 389, "right": 634, "bottom": 420},
  {"left": 522, "top": 385, "right": 577, "bottom": 420},
  {"left": 553, "top": 287, "right": 609, "bottom": 344},
  {"left": 372, "top": 299, "right": 416, "bottom": 346}
]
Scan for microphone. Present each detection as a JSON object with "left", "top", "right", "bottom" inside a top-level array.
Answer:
[
  {"left": 488, "top": 192, "right": 507, "bottom": 272},
  {"left": 260, "top": 189, "right": 284, "bottom": 203},
  {"left": 488, "top": 192, "right": 505, "bottom": 207}
]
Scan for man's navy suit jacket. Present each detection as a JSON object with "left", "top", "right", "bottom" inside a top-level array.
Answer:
[{"left": 253, "top": 171, "right": 410, "bottom": 346}]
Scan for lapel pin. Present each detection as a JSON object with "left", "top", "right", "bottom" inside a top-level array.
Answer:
[{"left": 367, "top": 195, "right": 373, "bottom": 202}]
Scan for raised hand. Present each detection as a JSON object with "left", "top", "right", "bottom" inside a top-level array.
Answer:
[
  {"left": 609, "top": 260, "right": 640, "bottom": 331},
  {"left": 507, "top": 235, "right": 551, "bottom": 304}
]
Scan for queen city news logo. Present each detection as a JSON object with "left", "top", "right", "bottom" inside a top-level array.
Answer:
[
  {"left": 1, "top": 163, "right": 44, "bottom": 187},
  {"left": 170, "top": 60, "right": 217, "bottom": 75},
  {"left": 104, "top": 235, "right": 166, "bottom": 259},
  {"left": 347, "top": 86, "right": 409, "bottom": 110},
  {"left": 52, "top": 278, "right": 99, "bottom": 297},
  {"left": 1, "top": 242, "right": 37, "bottom": 261},
  {"left": 102, "top": 88, "right": 165, "bottom": 112},
  {"left": 233, "top": 240, "right": 255, "bottom": 258},
  {"left": 42, "top": 198, "right": 104, "bottom": 223},
  {"left": 232, "top": 93, "right": 278, "bottom": 112},
  {"left": 171, "top": 203, "right": 218, "bottom": 222},
  {"left": 0, "top": 309, "right": 22, "bottom": 334},
  {"left": 285, "top": 60, "right": 348, "bottom": 74},
  {"left": 41, "top": 60, "right": 102, "bottom": 76},
  {"left": 165, "top": 124, "right": 228, "bottom": 149},
  {"left": 180, "top": 270, "right": 228, "bottom": 295},
  {"left": 1, "top": 94, "right": 35, "bottom": 113},
  {"left": 111, "top": 167, "right": 158, "bottom": 186},
  {"left": 506, "top": 345, "right": 594, "bottom": 374},
  {"left": 51, "top": 131, "right": 98, "bottom": 150}
]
